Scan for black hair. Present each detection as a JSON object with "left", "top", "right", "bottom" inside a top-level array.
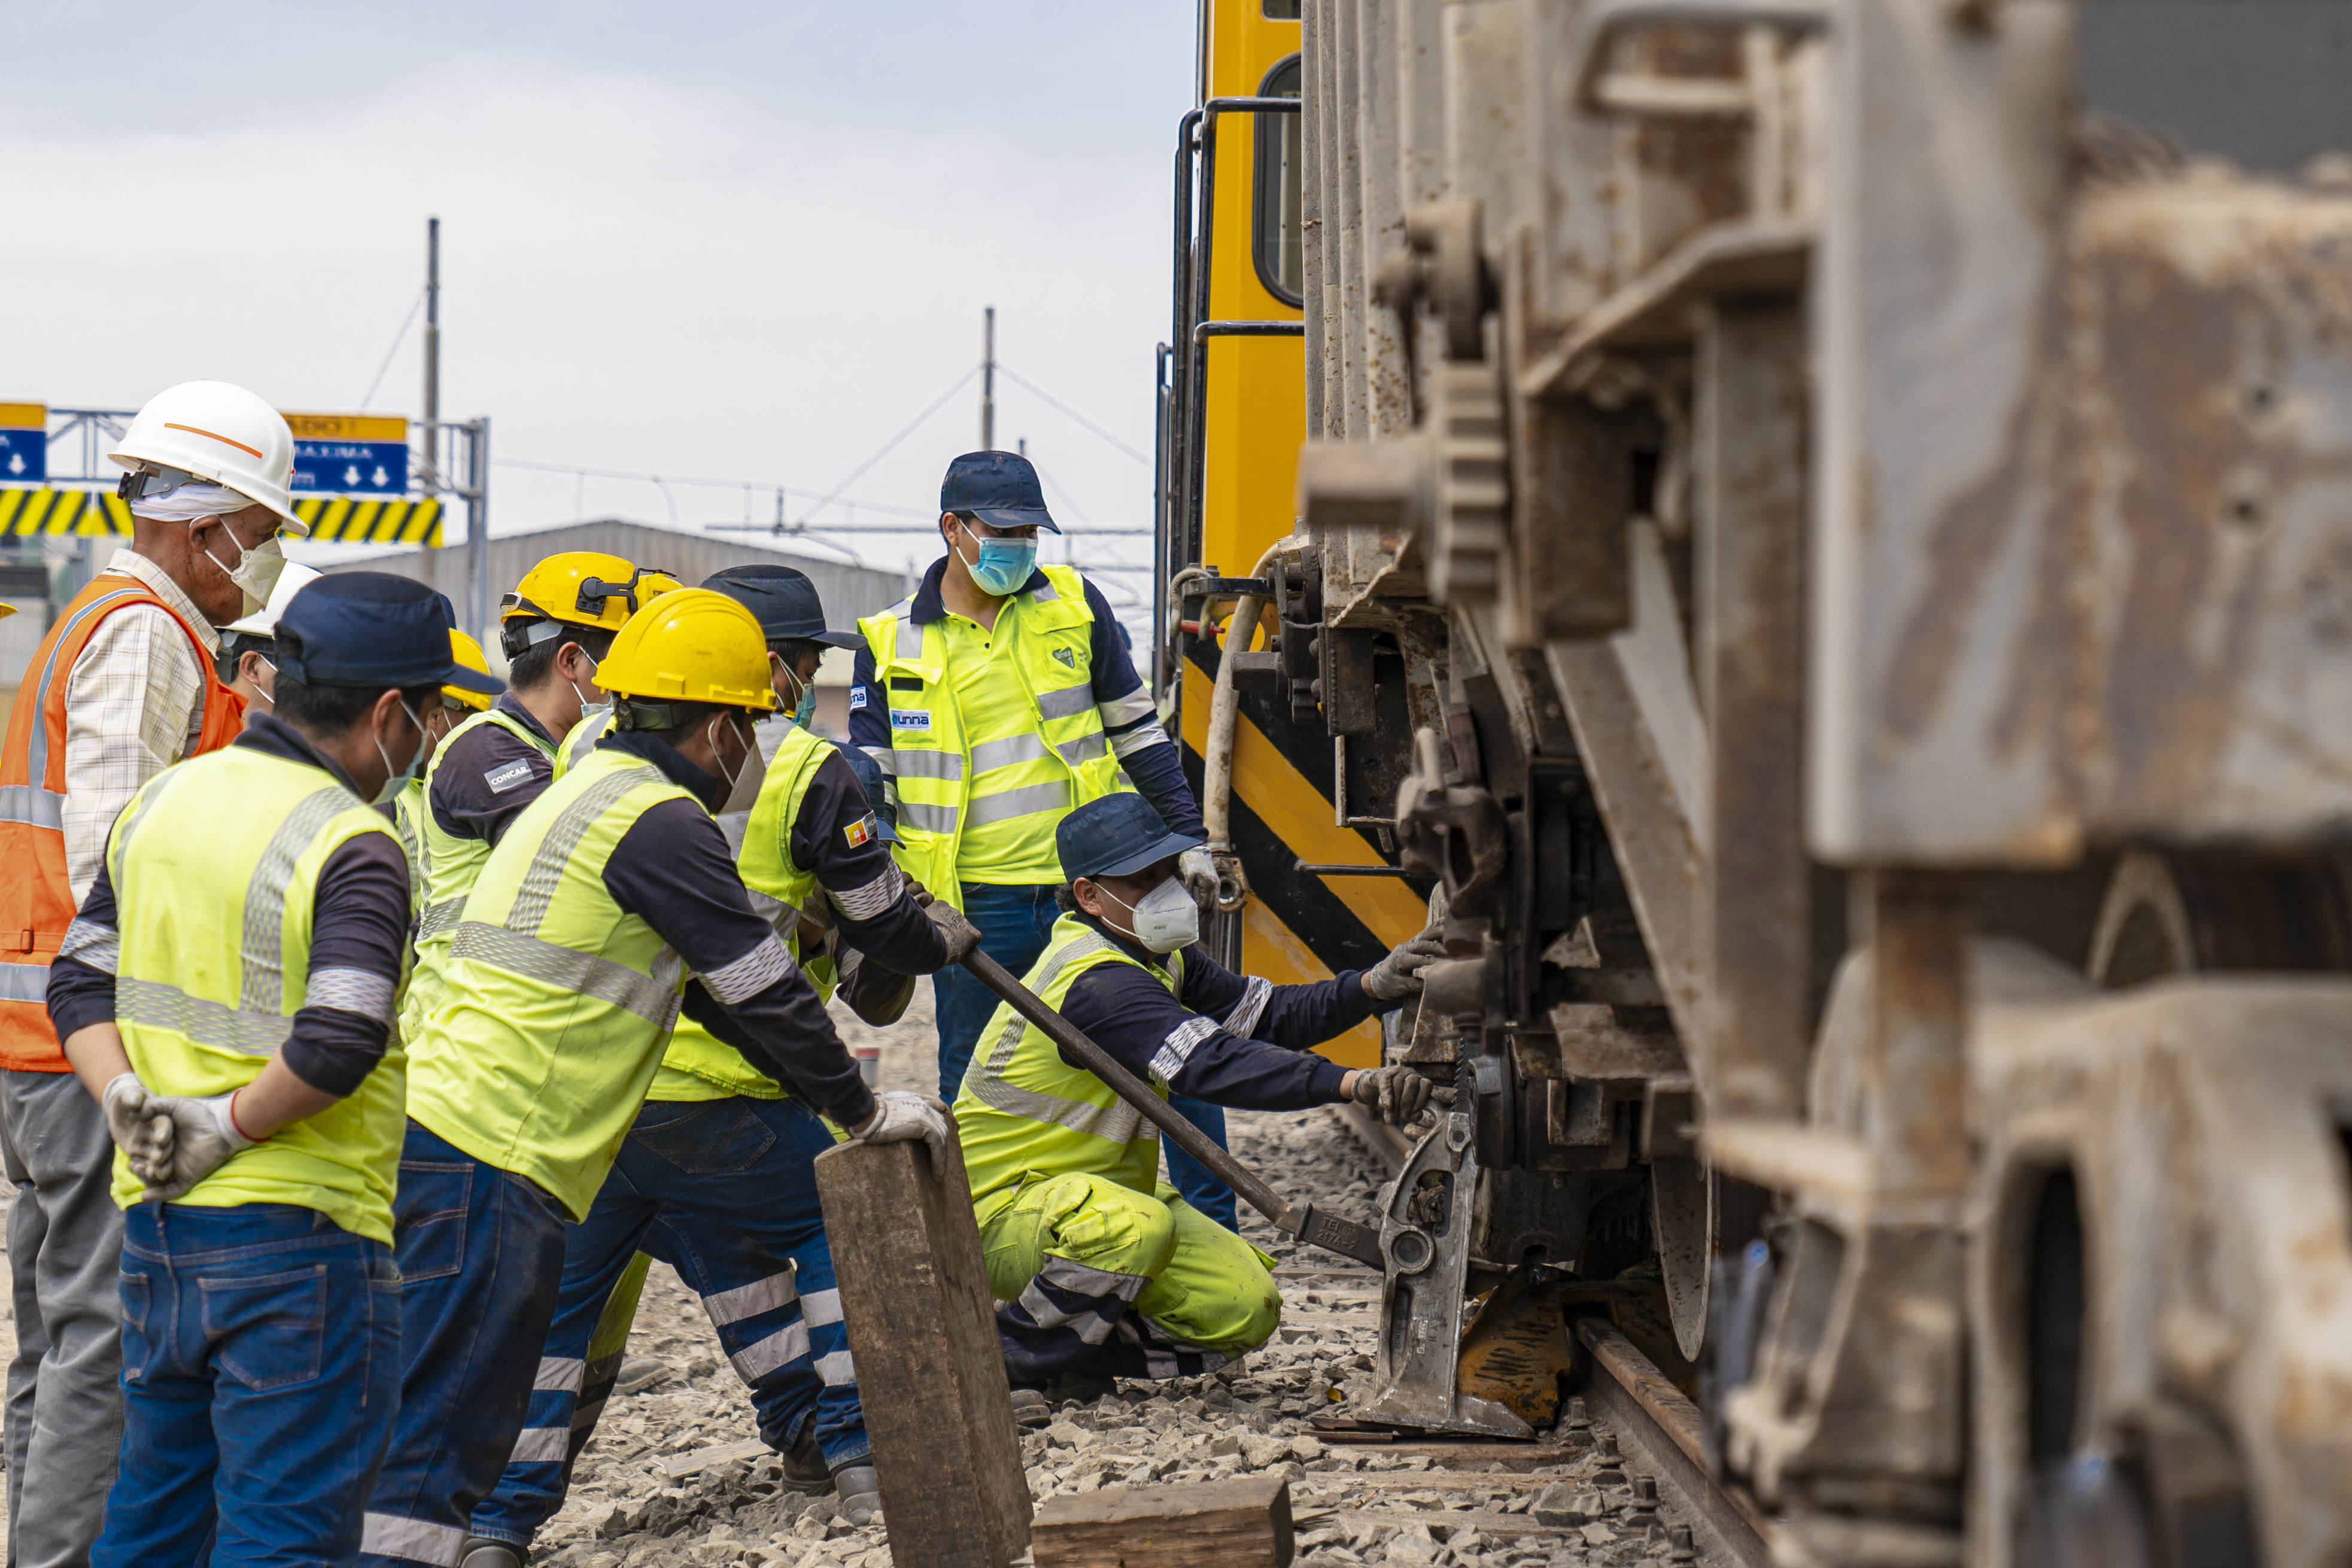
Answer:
[
  {"left": 273, "top": 676, "right": 443, "bottom": 737},
  {"left": 1055, "top": 883, "right": 1081, "bottom": 915},
  {"left": 214, "top": 633, "right": 271, "bottom": 685},
  {"left": 771, "top": 637, "right": 823, "bottom": 671},
  {"left": 507, "top": 623, "right": 617, "bottom": 691}
]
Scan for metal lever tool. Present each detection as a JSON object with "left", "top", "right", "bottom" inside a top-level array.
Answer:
[{"left": 957, "top": 947, "right": 1387, "bottom": 1269}]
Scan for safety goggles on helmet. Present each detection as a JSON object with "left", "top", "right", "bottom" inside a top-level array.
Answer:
[{"left": 498, "top": 563, "right": 679, "bottom": 659}]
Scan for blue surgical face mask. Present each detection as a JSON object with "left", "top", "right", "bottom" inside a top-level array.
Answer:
[
  {"left": 372, "top": 699, "right": 430, "bottom": 806},
  {"left": 957, "top": 525, "right": 1037, "bottom": 597},
  {"left": 779, "top": 658, "right": 818, "bottom": 730}
]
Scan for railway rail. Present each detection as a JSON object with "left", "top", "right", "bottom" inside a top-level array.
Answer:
[{"left": 1338, "top": 1106, "right": 1771, "bottom": 1568}]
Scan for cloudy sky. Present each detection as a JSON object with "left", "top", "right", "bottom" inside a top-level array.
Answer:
[{"left": 4, "top": 2, "right": 1194, "bottom": 620}]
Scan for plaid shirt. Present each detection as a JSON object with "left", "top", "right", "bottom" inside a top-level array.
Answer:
[{"left": 60, "top": 549, "right": 219, "bottom": 905}]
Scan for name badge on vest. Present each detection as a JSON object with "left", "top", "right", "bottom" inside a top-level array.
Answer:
[
  {"left": 484, "top": 758, "right": 536, "bottom": 794},
  {"left": 891, "top": 709, "right": 931, "bottom": 732}
]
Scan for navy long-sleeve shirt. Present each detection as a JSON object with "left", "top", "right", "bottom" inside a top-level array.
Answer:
[
  {"left": 774, "top": 746, "right": 945, "bottom": 977},
  {"left": 429, "top": 691, "right": 558, "bottom": 850},
  {"left": 850, "top": 558, "right": 1205, "bottom": 844},
  {"left": 1051, "top": 913, "right": 1390, "bottom": 1111},
  {"left": 48, "top": 715, "right": 412, "bottom": 1098},
  {"left": 594, "top": 730, "right": 877, "bottom": 1129}
]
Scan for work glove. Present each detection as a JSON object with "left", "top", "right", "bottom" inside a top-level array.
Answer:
[
  {"left": 925, "top": 900, "right": 981, "bottom": 965},
  {"left": 1349, "top": 1065, "right": 1455, "bottom": 1126},
  {"left": 850, "top": 1090, "right": 953, "bottom": 1181},
  {"left": 102, "top": 1073, "right": 176, "bottom": 1178},
  {"left": 1178, "top": 847, "right": 1220, "bottom": 913},
  {"left": 1362, "top": 932, "right": 1447, "bottom": 1000},
  {"left": 136, "top": 1091, "right": 260, "bottom": 1201}
]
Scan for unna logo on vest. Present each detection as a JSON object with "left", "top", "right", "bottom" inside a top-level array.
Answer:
[{"left": 891, "top": 709, "right": 931, "bottom": 731}]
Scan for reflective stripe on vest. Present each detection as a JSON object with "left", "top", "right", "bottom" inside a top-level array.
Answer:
[
  {"left": 402, "top": 747, "right": 703, "bottom": 1221},
  {"left": 651, "top": 723, "right": 838, "bottom": 1101},
  {"left": 107, "top": 745, "right": 406, "bottom": 1243},
  {"left": 0, "top": 576, "right": 244, "bottom": 1072},
  {"left": 400, "top": 704, "right": 557, "bottom": 1045},
  {"left": 952, "top": 913, "right": 1186, "bottom": 1201},
  {"left": 855, "top": 565, "right": 1128, "bottom": 911}
]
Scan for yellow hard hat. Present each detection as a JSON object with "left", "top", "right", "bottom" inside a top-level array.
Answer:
[
  {"left": 595, "top": 588, "right": 779, "bottom": 712},
  {"left": 497, "top": 551, "right": 683, "bottom": 658},
  {"left": 444, "top": 630, "right": 496, "bottom": 712}
]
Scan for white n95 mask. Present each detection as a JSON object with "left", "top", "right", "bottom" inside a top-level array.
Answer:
[{"left": 1098, "top": 875, "right": 1199, "bottom": 954}]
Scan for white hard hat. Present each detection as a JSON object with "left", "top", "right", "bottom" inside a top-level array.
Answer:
[
  {"left": 220, "top": 561, "right": 323, "bottom": 639},
  {"left": 108, "top": 381, "right": 306, "bottom": 536}
]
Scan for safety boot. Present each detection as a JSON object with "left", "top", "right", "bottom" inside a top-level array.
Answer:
[
  {"left": 455, "top": 1538, "right": 523, "bottom": 1568},
  {"left": 832, "top": 1460, "right": 883, "bottom": 1526},
  {"left": 782, "top": 1419, "right": 834, "bottom": 1490},
  {"left": 1009, "top": 1387, "right": 1053, "bottom": 1427}
]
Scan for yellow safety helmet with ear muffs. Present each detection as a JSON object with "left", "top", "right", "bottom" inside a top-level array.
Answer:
[
  {"left": 444, "top": 630, "right": 497, "bottom": 713},
  {"left": 595, "top": 588, "right": 779, "bottom": 718},
  {"left": 496, "top": 552, "right": 684, "bottom": 660}
]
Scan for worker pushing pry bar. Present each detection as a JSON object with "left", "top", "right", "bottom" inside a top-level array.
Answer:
[
  {"left": 952, "top": 793, "right": 1445, "bottom": 1421},
  {"left": 458, "top": 567, "right": 973, "bottom": 1568}
]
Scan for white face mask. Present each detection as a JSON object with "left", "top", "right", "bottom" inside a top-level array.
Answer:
[
  {"left": 371, "top": 699, "right": 429, "bottom": 807},
  {"left": 566, "top": 651, "right": 603, "bottom": 718},
  {"left": 709, "top": 712, "right": 766, "bottom": 815},
  {"left": 1093, "top": 874, "right": 1200, "bottom": 955},
  {"left": 202, "top": 529, "right": 285, "bottom": 618}
]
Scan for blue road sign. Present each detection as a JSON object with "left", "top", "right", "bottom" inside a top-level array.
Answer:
[
  {"left": 291, "top": 439, "right": 408, "bottom": 495},
  {"left": 0, "top": 427, "right": 44, "bottom": 485}
]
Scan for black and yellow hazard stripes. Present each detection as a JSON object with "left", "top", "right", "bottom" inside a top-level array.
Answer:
[
  {"left": 1177, "top": 646, "right": 1425, "bottom": 1071},
  {"left": 0, "top": 487, "right": 442, "bottom": 545}
]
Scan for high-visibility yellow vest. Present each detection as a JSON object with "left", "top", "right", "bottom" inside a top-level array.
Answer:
[
  {"left": 651, "top": 722, "right": 839, "bottom": 1101},
  {"left": 400, "top": 705, "right": 555, "bottom": 1044},
  {"left": 102, "top": 745, "right": 409, "bottom": 1243},
  {"left": 952, "top": 913, "right": 1182, "bottom": 1201},
  {"left": 391, "top": 777, "right": 426, "bottom": 919},
  {"left": 857, "top": 565, "right": 1128, "bottom": 911},
  {"left": 404, "top": 746, "right": 700, "bottom": 1220},
  {"left": 552, "top": 704, "right": 613, "bottom": 780}
]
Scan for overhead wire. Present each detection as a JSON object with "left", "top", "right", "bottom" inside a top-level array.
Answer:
[{"left": 358, "top": 289, "right": 426, "bottom": 411}]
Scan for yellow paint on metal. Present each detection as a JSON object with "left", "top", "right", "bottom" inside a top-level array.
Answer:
[
  {"left": 1242, "top": 895, "right": 1382, "bottom": 1068},
  {"left": 282, "top": 412, "right": 407, "bottom": 442},
  {"left": 0, "top": 403, "right": 43, "bottom": 430},
  {"left": 1200, "top": 0, "right": 1303, "bottom": 585},
  {"left": 0, "top": 487, "right": 440, "bottom": 545}
]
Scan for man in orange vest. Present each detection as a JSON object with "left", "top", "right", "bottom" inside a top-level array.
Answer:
[{"left": 0, "top": 380, "right": 305, "bottom": 1568}]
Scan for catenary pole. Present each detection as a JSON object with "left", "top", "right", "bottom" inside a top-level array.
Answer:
[{"left": 980, "top": 306, "right": 996, "bottom": 451}]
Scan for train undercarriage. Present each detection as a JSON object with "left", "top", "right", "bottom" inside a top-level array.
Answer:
[{"left": 1160, "top": 2, "right": 2352, "bottom": 1563}]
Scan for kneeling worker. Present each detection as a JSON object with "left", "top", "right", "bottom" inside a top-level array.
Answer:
[
  {"left": 954, "top": 795, "right": 1444, "bottom": 1409},
  {"left": 460, "top": 566, "right": 964, "bottom": 1567},
  {"left": 48, "top": 574, "right": 502, "bottom": 1563},
  {"left": 360, "top": 589, "right": 967, "bottom": 1568}
]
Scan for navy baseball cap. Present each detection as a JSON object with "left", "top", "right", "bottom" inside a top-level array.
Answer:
[
  {"left": 940, "top": 450, "right": 1060, "bottom": 535},
  {"left": 1057, "top": 795, "right": 1202, "bottom": 882},
  {"left": 837, "top": 743, "right": 900, "bottom": 843},
  {"left": 275, "top": 572, "right": 505, "bottom": 697},
  {"left": 704, "top": 565, "right": 863, "bottom": 649}
]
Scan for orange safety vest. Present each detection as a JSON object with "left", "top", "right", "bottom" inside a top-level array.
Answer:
[{"left": 0, "top": 575, "right": 244, "bottom": 1072}]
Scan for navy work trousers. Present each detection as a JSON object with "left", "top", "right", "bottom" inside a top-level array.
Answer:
[
  {"left": 933, "top": 881, "right": 1238, "bottom": 1229},
  {"left": 469, "top": 1092, "right": 866, "bottom": 1549},
  {"left": 95, "top": 1202, "right": 400, "bottom": 1568},
  {"left": 360, "top": 1120, "right": 570, "bottom": 1567}
]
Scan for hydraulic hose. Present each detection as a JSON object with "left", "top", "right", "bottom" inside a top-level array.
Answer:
[{"left": 1203, "top": 537, "right": 1301, "bottom": 913}]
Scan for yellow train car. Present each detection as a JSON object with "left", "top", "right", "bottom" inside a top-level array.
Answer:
[{"left": 1157, "top": 0, "right": 1424, "bottom": 1067}]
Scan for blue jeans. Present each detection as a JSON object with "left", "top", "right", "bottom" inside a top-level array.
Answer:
[
  {"left": 937, "top": 883, "right": 1238, "bottom": 1230},
  {"left": 360, "top": 1122, "right": 571, "bottom": 1568},
  {"left": 470, "top": 1094, "right": 866, "bottom": 1549},
  {"left": 95, "top": 1202, "right": 400, "bottom": 1568}
]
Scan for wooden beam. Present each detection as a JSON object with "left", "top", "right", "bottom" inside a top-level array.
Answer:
[
  {"left": 1032, "top": 1475, "right": 1296, "bottom": 1568},
  {"left": 814, "top": 1131, "right": 1031, "bottom": 1567}
]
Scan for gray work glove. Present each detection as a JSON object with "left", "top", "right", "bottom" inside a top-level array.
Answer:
[
  {"left": 1362, "top": 932, "right": 1447, "bottom": 1000},
  {"left": 1349, "top": 1065, "right": 1455, "bottom": 1126},
  {"left": 102, "top": 1072, "right": 176, "bottom": 1180},
  {"left": 1178, "top": 847, "right": 1220, "bottom": 913},
  {"left": 850, "top": 1090, "right": 953, "bottom": 1181},
  {"left": 925, "top": 900, "right": 981, "bottom": 965},
  {"left": 137, "top": 1091, "right": 260, "bottom": 1201}
]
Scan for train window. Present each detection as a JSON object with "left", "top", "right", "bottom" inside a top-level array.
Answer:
[
  {"left": 1263, "top": 0, "right": 1300, "bottom": 17},
  {"left": 1253, "top": 54, "right": 1304, "bottom": 306}
]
